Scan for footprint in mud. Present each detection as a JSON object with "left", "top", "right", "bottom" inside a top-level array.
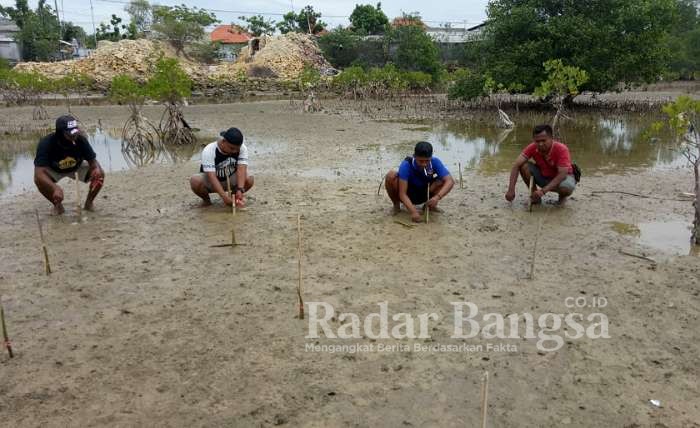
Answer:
[{"left": 478, "top": 219, "right": 500, "bottom": 232}]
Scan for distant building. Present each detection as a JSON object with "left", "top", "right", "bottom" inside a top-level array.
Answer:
[
  {"left": 391, "top": 17, "right": 426, "bottom": 29},
  {"left": 0, "top": 17, "right": 21, "bottom": 63},
  {"left": 210, "top": 25, "right": 253, "bottom": 62},
  {"left": 426, "top": 22, "right": 487, "bottom": 44}
]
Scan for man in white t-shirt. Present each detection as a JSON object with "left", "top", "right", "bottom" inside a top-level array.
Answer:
[{"left": 189, "top": 127, "right": 255, "bottom": 207}]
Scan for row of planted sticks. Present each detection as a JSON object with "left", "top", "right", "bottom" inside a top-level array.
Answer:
[{"left": 15, "top": 180, "right": 495, "bottom": 428}]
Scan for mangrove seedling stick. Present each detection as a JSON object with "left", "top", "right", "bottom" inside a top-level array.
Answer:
[
  {"left": 394, "top": 220, "right": 416, "bottom": 228},
  {"left": 34, "top": 209, "right": 51, "bottom": 275},
  {"left": 459, "top": 162, "right": 463, "bottom": 189},
  {"left": 226, "top": 175, "right": 237, "bottom": 245},
  {"left": 528, "top": 175, "right": 535, "bottom": 213},
  {"left": 297, "top": 214, "right": 304, "bottom": 319},
  {"left": 425, "top": 185, "right": 430, "bottom": 224},
  {"left": 480, "top": 371, "right": 489, "bottom": 428},
  {"left": 74, "top": 171, "right": 82, "bottom": 221},
  {"left": 0, "top": 297, "right": 13, "bottom": 358}
]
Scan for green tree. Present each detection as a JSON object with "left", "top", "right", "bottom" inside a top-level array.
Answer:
[
  {"left": 146, "top": 57, "right": 195, "bottom": 145},
  {"left": 650, "top": 96, "right": 700, "bottom": 243},
  {"left": 96, "top": 14, "right": 136, "bottom": 42},
  {"left": 110, "top": 74, "right": 147, "bottom": 106},
  {"left": 388, "top": 24, "right": 442, "bottom": 81},
  {"left": 0, "top": 0, "right": 61, "bottom": 61},
  {"left": 62, "top": 22, "right": 87, "bottom": 45},
  {"left": 349, "top": 3, "right": 389, "bottom": 35},
  {"left": 125, "top": 0, "right": 152, "bottom": 36},
  {"left": 110, "top": 74, "right": 159, "bottom": 150},
  {"left": 475, "top": 0, "right": 678, "bottom": 93},
  {"left": 238, "top": 15, "right": 276, "bottom": 36},
  {"left": 534, "top": 59, "right": 589, "bottom": 128},
  {"left": 667, "top": 0, "right": 700, "bottom": 79},
  {"left": 277, "top": 5, "right": 326, "bottom": 34},
  {"left": 152, "top": 5, "right": 219, "bottom": 55},
  {"left": 146, "top": 57, "right": 192, "bottom": 103},
  {"left": 318, "top": 28, "right": 361, "bottom": 68}
]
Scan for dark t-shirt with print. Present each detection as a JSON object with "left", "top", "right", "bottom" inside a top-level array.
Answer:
[{"left": 34, "top": 133, "right": 96, "bottom": 173}]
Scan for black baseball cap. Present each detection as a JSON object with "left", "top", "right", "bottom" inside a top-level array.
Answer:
[
  {"left": 220, "top": 127, "right": 244, "bottom": 145},
  {"left": 56, "top": 115, "right": 80, "bottom": 135}
]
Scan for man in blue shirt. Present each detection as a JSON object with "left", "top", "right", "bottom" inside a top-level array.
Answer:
[{"left": 385, "top": 141, "right": 455, "bottom": 222}]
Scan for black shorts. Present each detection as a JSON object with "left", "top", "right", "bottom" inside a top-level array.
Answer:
[{"left": 407, "top": 184, "right": 429, "bottom": 205}]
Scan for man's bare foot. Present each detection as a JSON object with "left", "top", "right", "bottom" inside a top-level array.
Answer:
[
  {"left": 392, "top": 204, "right": 400, "bottom": 215},
  {"left": 52, "top": 203, "right": 65, "bottom": 215},
  {"left": 199, "top": 199, "right": 212, "bottom": 207},
  {"left": 429, "top": 205, "right": 442, "bottom": 212},
  {"left": 84, "top": 201, "right": 95, "bottom": 211},
  {"left": 556, "top": 196, "right": 568, "bottom": 206}
]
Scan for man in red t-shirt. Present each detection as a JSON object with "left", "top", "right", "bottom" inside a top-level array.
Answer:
[{"left": 505, "top": 124, "right": 576, "bottom": 205}]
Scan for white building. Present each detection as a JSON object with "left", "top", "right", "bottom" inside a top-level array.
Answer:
[
  {"left": 0, "top": 17, "right": 21, "bottom": 63},
  {"left": 426, "top": 22, "right": 487, "bottom": 44}
]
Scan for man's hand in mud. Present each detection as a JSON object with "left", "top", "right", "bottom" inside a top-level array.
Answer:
[
  {"left": 52, "top": 187, "right": 64, "bottom": 204},
  {"left": 235, "top": 190, "right": 245, "bottom": 208},
  {"left": 426, "top": 196, "right": 440, "bottom": 209}
]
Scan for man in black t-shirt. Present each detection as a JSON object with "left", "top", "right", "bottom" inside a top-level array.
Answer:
[{"left": 34, "top": 115, "right": 105, "bottom": 214}]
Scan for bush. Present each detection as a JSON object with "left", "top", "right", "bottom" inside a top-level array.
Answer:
[
  {"left": 332, "top": 65, "right": 368, "bottom": 93},
  {"left": 403, "top": 70, "right": 432, "bottom": 91},
  {"left": 448, "top": 68, "right": 487, "bottom": 101},
  {"left": 146, "top": 57, "right": 192, "bottom": 103},
  {"left": 388, "top": 25, "right": 443, "bottom": 82},
  {"left": 0, "top": 69, "right": 50, "bottom": 105},
  {"left": 318, "top": 29, "right": 361, "bottom": 69},
  {"left": 188, "top": 41, "right": 220, "bottom": 64},
  {"left": 298, "top": 64, "right": 321, "bottom": 92},
  {"left": 109, "top": 74, "right": 147, "bottom": 106},
  {"left": 332, "top": 64, "right": 433, "bottom": 96}
]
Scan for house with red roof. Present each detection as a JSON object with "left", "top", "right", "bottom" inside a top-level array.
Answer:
[{"left": 210, "top": 25, "right": 253, "bottom": 62}]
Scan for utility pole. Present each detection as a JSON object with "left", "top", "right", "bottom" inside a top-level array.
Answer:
[{"left": 89, "top": 0, "right": 97, "bottom": 48}]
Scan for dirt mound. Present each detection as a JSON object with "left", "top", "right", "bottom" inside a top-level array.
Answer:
[
  {"left": 209, "top": 33, "right": 333, "bottom": 81},
  {"left": 14, "top": 39, "right": 204, "bottom": 86},
  {"left": 14, "top": 34, "right": 331, "bottom": 87}
]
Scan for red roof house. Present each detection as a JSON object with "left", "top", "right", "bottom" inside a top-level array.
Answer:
[{"left": 210, "top": 25, "right": 253, "bottom": 44}]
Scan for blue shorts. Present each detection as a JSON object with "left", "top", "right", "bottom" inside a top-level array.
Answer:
[{"left": 528, "top": 163, "right": 576, "bottom": 192}]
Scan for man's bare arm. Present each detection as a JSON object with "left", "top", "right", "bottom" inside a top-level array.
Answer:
[
  {"left": 507, "top": 154, "right": 528, "bottom": 193},
  {"left": 207, "top": 171, "right": 231, "bottom": 204}
]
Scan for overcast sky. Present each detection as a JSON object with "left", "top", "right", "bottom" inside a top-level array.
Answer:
[{"left": 0, "top": 0, "right": 490, "bottom": 33}]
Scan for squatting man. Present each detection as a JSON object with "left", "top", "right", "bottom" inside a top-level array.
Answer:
[
  {"left": 385, "top": 141, "right": 455, "bottom": 222},
  {"left": 34, "top": 115, "right": 105, "bottom": 215},
  {"left": 190, "top": 127, "right": 255, "bottom": 207}
]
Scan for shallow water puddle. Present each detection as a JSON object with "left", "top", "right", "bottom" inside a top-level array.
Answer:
[
  {"left": 611, "top": 220, "right": 698, "bottom": 256},
  {"left": 0, "top": 130, "right": 284, "bottom": 196},
  {"left": 386, "top": 114, "right": 688, "bottom": 176}
]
